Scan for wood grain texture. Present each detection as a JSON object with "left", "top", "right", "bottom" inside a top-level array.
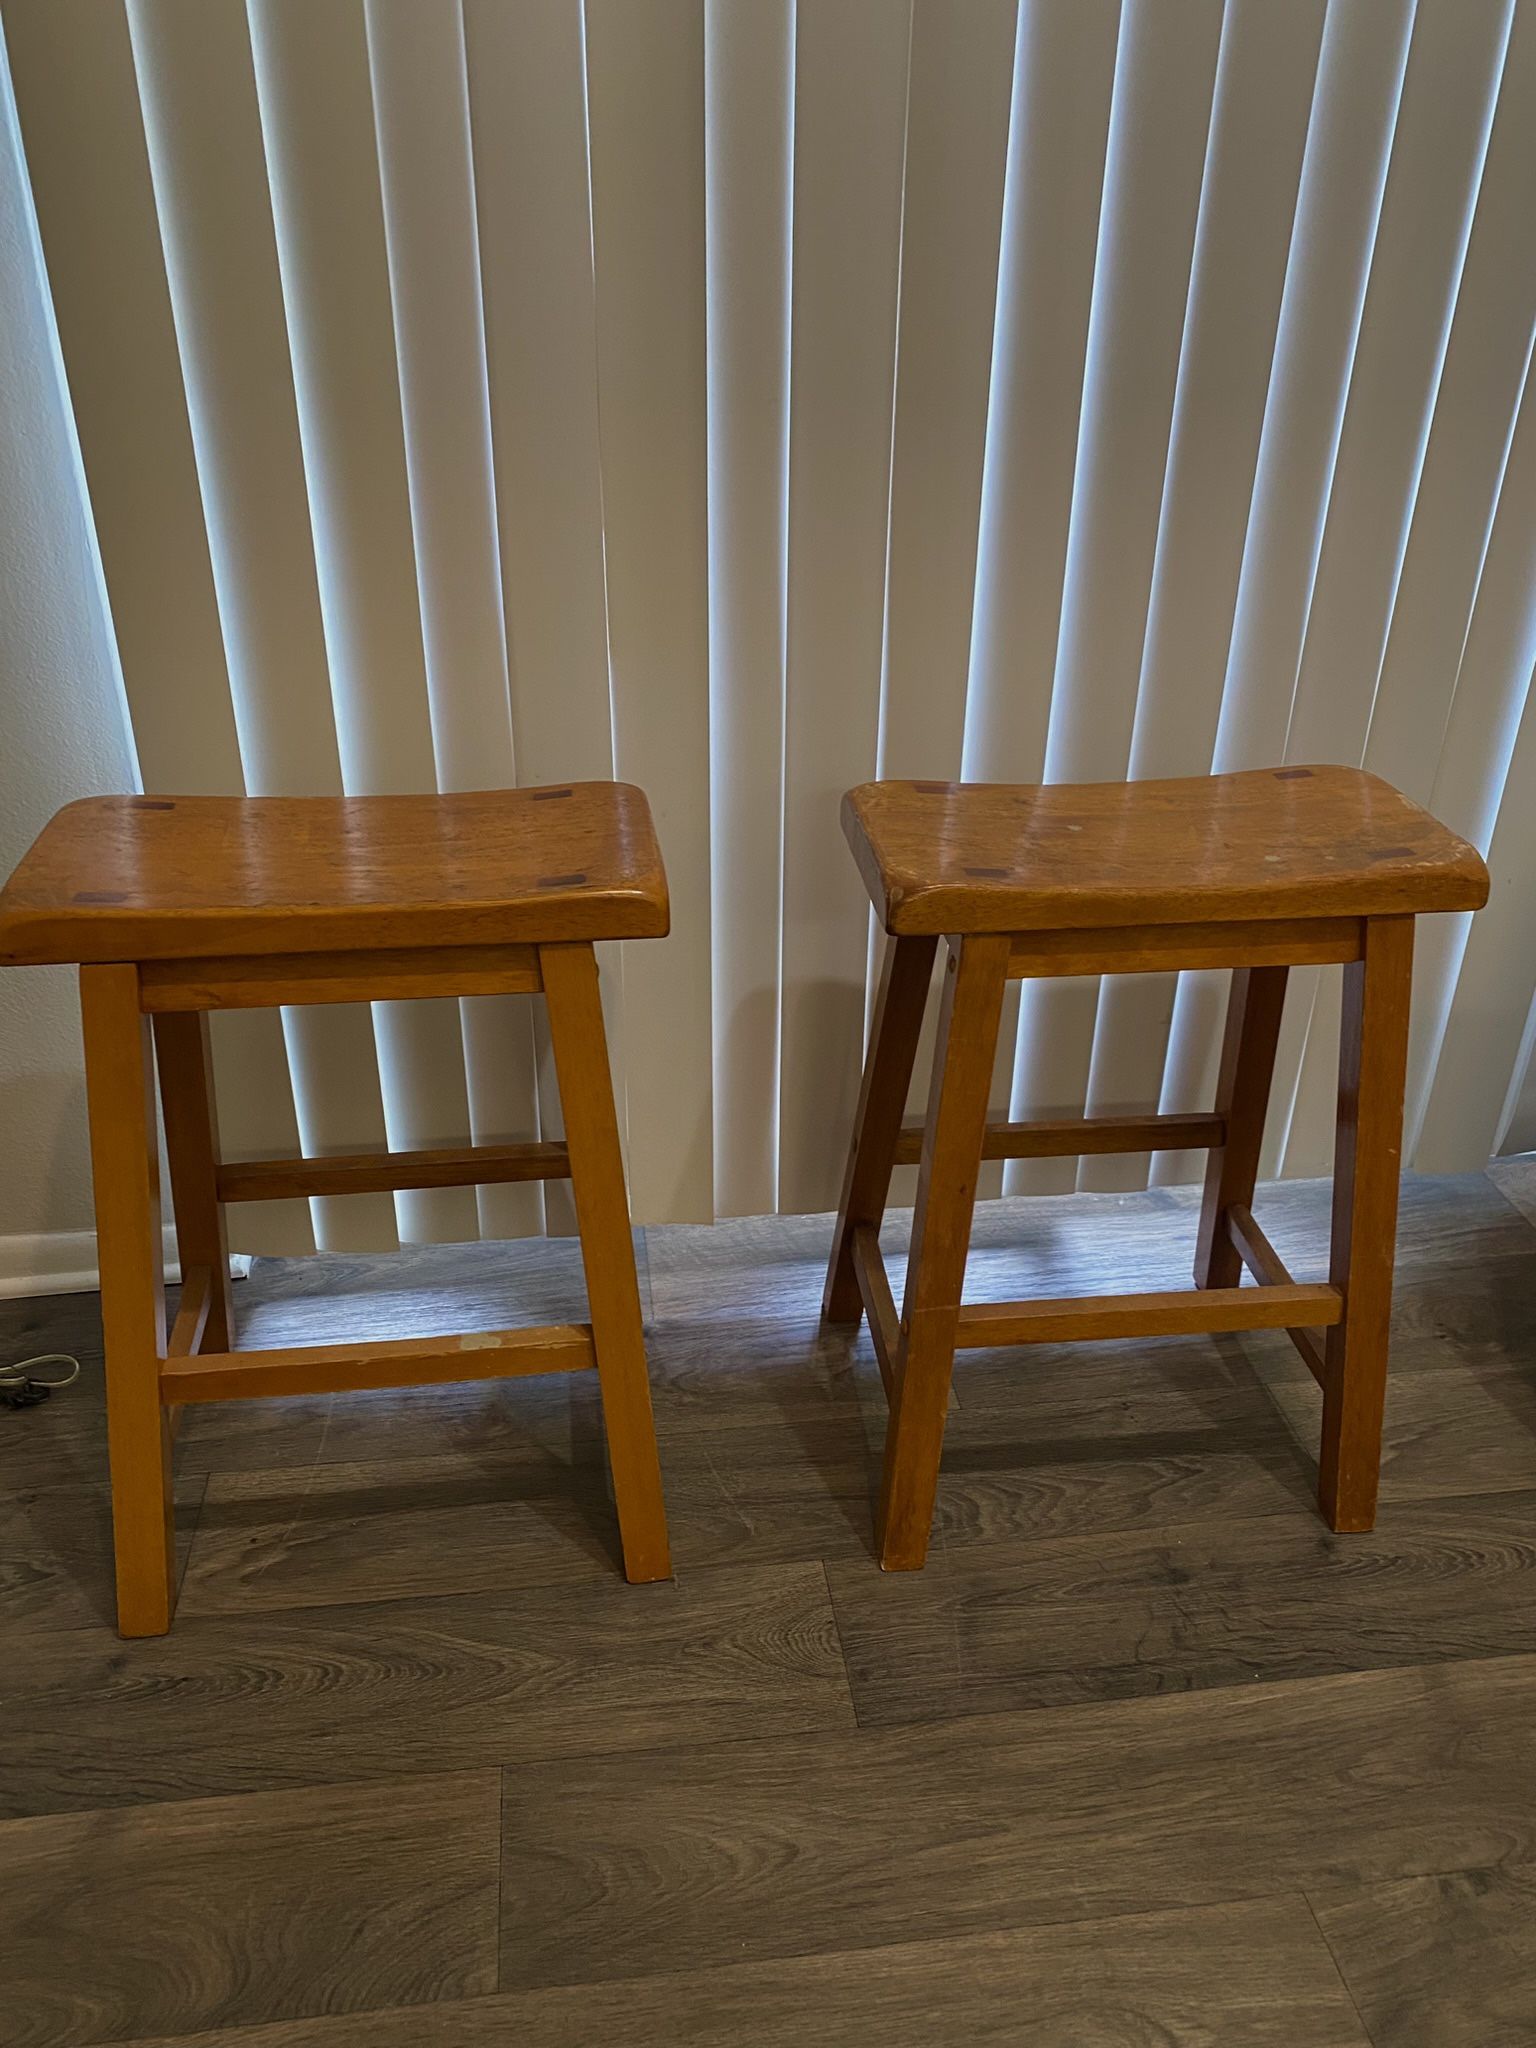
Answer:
[
  {"left": 891, "top": 1108, "right": 1224, "bottom": 1165},
  {"left": 153, "top": 1011, "right": 233, "bottom": 1351},
  {"left": 81, "top": 962, "right": 176, "bottom": 1636},
  {"left": 0, "top": 1566, "right": 851, "bottom": 1819},
  {"left": 849, "top": 1225, "right": 899, "bottom": 1398},
  {"left": 827, "top": 1490, "right": 1536, "bottom": 1725},
  {"left": 165, "top": 1318, "right": 841, "bottom": 1480},
  {"left": 217, "top": 1139, "right": 571, "bottom": 1203},
  {"left": 1195, "top": 963, "right": 1289, "bottom": 1290},
  {"left": 541, "top": 939, "right": 671, "bottom": 1582},
  {"left": 160, "top": 1321, "right": 596, "bottom": 1402},
  {"left": 139, "top": 944, "right": 543, "bottom": 1011},
  {"left": 495, "top": 1656, "right": 1536, "bottom": 1988},
  {"left": 824, "top": 932, "right": 937, "bottom": 1321},
  {"left": 842, "top": 766, "right": 1489, "bottom": 935},
  {"left": 0, "top": 783, "right": 669, "bottom": 963},
  {"left": 1004, "top": 916, "right": 1364, "bottom": 976},
  {"left": 1322, "top": 914, "right": 1415, "bottom": 1531},
  {"left": 953, "top": 1279, "right": 1341, "bottom": 1346},
  {"left": 176, "top": 1431, "right": 880, "bottom": 1609},
  {"left": 1311, "top": 1861, "right": 1536, "bottom": 2047},
  {"left": 0, "top": 1772, "right": 499, "bottom": 2047},
  {"left": 931, "top": 1400, "right": 1314, "bottom": 1548},
  {"left": 1258, "top": 1360, "right": 1536, "bottom": 1506},
  {"left": 1227, "top": 1202, "right": 1331, "bottom": 1384},
  {"left": 879, "top": 934, "right": 1009, "bottom": 1568},
  {"left": 114, "top": 1894, "right": 1370, "bottom": 2046},
  {"left": 5, "top": 1170, "right": 1536, "bottom": 2039},
  {"left": 1487, "top": 1152, "right": 1536, "bottom": 1230},
  {"left": 161, "top": 1333, "right": 1340, "bottom": 1615},
  {"left": 166, "top": 1266, "right": 213, "bottom": 1362},
  {"left": 1, "top": 1470, "right": 205, "bottom": 1636}
]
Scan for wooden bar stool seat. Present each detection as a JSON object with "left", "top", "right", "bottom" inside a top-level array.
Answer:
[
  {"left": 823, "top": 765, "right": 1490, "bottom": 1572},
  {"left": 0, "top": 782, "right": 673, "bottom": 1634}
]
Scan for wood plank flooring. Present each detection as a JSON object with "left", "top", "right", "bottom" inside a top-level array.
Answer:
[{"left": 2, "top": 1169, "right": 1535, "bottom": 2043}]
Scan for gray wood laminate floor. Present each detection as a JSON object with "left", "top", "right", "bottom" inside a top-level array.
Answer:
[{"left": 4, "top": 1168, "right": 1536, "bottom": 2045}]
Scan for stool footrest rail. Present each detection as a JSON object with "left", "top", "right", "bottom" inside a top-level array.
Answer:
[
  {"left": 217, "top": 1139, "right": 571, "bottom": 1203},
  {"left": 849, "top": 1221, "right": 1342, "bottom": 1402},
  {"left": 159, "top": 1322, "right": 596, "bottom": 1402},
  {"left": 953, "top": 1282, "right": 1342, "bottom": 1349},
  {"left": 891, "top": 1109, "right": 1223, "bottom": 1168}
]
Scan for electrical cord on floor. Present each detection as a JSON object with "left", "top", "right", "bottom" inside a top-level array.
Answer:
[{"left": 0, "top": 1352, "right": 80, "bottom": 1410}]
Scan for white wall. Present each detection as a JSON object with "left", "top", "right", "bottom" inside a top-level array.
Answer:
[{"left": 0, "top": 30, "right": 140, "bottom": 1296}]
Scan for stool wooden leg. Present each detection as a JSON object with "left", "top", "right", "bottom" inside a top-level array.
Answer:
[
  {"left": 80, "top": 965, "right": 176, "bottom": 1637},
  {"left": 877, "top": 934, "right": 1009, "bottom": 1571},
  {"left": 153, "top": 1011, "right": 234, "bottom": 1351},
  {"left": 540, "top": 940, "right": 671, "bottom": 1583},
  {"left": 1194, "top": 964, "right": 1288, "bottom": 1289},
  {"left": 824, "top": 933, "right": 939, "bottom": 1322},
  {"left": 1320, "top": 914, "right": 1413, "bottom": 1532}
]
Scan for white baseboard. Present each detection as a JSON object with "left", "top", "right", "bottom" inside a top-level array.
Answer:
[
  {"left": 0, "top": 1227, "right": 181, "bottom": 1299},
  {"left": 0, "top": 1229, "right": 250, "bottom": 1300}
]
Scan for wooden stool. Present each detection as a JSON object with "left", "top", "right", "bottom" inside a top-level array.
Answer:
[
  {"left": 823, "top": 766, "right": 1490, "bottom": 1571},
  {"left": 0, "top": 782, "right": 673, "bottom": 1634}
]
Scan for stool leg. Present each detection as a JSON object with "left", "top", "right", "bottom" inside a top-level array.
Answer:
[
  {"left": 153, "top": 1011, "right": 234, "bottom": 1352},
  {"left": 1194, "top": 964, "right": 1288, "bottom": 1289},
  {"left": 540, "top": 940, "right": 671, "bottom": 1583},
  {"left": 1320, "top": 914, "right": 1413, "bottom": 1532},
  {"left": 877, "top": 934, "right": 1009, "bottom": 1571},
  {"left": 824, "top": 933, "right": 939, "bottom": 1322},
  {"left": 80, "top": 965, "right": 176, "bottom": 1637}
]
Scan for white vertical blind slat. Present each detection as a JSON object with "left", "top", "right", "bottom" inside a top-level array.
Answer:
[
  {"left": 1040, "top": 0, "right": 1225, "bottom": 788},
  {"left": 462, "top": 0, "right": 614, "bottom": 789},
  {"left": 462, "top": 0, "right": 626, "bottom": 1234},
  {"left": 1417, "top": 665, "right": 1536, "bottom": 1170},
  {"left": 1409, "top": 347, "right": 1536, "bottom": 1162},
  {"left": 878, "top": 0, "right": 1016, "bottom": 784},
  {"left": 777, "top": 0, "right": 911, "bottom": 1219},
  {"left": 245, "top": 2, "right": 436, "bottom": 792},
  {"left": 963, "top": 0, "right": 1118, "bottom": 786},
  {"left": 366, "top": 0, "right": 516, "bottom": 795},
  {"left": 704, "top": 0, "right": 793, "bottom": 1220},
  {"left": 583, "top": 0, "right": 714, "bottom": 1223}
]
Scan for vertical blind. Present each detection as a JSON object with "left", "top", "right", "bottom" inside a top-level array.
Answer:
[{"left": 6, "top": 0, "right": 1536, "bottom": 1253}]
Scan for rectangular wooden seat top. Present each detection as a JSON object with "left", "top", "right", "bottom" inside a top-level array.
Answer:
[
  {"left": 843, "top": 765, "right": 1489, "bottom": 935},
  {"left": 0, "top": 782, "right": 670, "bottom": 964}
]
